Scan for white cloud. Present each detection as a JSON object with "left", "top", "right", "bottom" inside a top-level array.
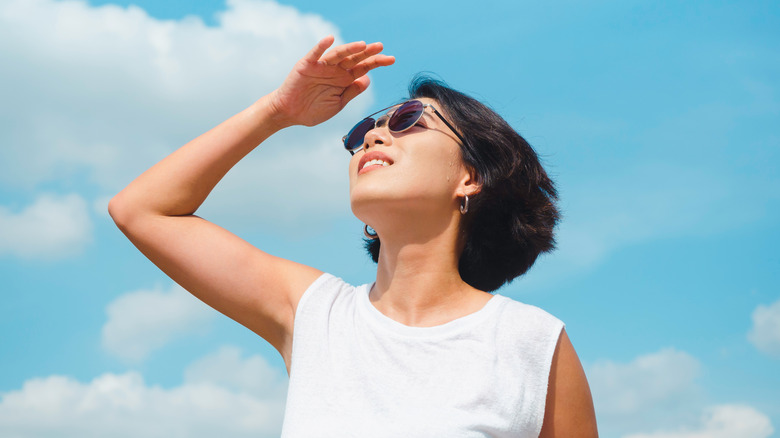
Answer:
[
  {"left": 0, "top": 347, "right": 288, "bottom": 438},
  {"left": 748, "top": 298, "right": 780, "bottom": 358},
  {"left": 623, "top": 404, "right": 774, "bottom": 438},
  {"left": 588, "top": 348, "right": 704, "bottom": 437},
  {"left": 0, "top": 193, "right": 92, "bottom": 259},
  {"left": 101, "top": 283, "right": 215, "bottom": 362},
  {"left": 184, "top": 345, "right": 287, "bottom": 398},
  {"left": 588, "top": 349, "right": 776, "bottom": 438},
  {"left": 589, "top": 348, "right": 701, "bottom": 414},
  {"left": 0, "top": 0, "right": 373, "bottom": 231}
]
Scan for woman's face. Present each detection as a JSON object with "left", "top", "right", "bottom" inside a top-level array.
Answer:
[{"left": 348, "top": 98, "right": 474, "bottom": 226}]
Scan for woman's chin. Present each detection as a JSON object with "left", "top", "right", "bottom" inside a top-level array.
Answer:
[
  {"left": 349, "top": 184, "right": 395, "bottom": 209},
  {"left": 349, "top": 197, "right": 387, "bottom": 225},
  {"left": 350, "top": 193, "right": 410, "bottom": 225}
]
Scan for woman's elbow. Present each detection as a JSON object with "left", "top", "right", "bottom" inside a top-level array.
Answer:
[{"left": 107, "top": 192, "right": 136, "bottom": 231}]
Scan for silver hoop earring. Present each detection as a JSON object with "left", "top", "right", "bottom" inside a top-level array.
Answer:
[
  {"left": 363, "top": 224, "right": 378, "bottom": 240},
  {"left": 460, "top": 195, "right": 469, "bottom": 214}
]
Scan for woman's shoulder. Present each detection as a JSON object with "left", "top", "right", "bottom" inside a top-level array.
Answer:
[
  {"left": 491, "top": 294, "right": 565, "bottom": 343},
  {"left": 493, "top": 293, "right": 562, "bottom": 321}
]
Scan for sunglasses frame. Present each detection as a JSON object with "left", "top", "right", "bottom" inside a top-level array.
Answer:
[{"left": 342, "top": 100, "right": 466, "bottom": 155}]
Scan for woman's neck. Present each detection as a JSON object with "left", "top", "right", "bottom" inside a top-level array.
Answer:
[{"left": 369, "top": 223, "right": 491, "bottom": 327}]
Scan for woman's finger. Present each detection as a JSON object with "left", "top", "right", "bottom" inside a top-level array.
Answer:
[
  {"left": 339, "top": 42, "right": 385, "bottom": 70},
  {"left": 302, "top": 35, "right": 335, "bottom": 63},
  {"left": 349, "top": 54, "right": 396, "bottom": 79},
  {"left": 321, "top": 40, "right": 368, "bottom": 65}
]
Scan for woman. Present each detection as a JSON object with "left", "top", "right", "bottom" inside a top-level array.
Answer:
[{"left": 109, "top": 36, "right": 598, "bottom": 437}]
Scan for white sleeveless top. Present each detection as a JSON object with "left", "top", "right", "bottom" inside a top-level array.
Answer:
[{"left": 280, "top": 274, "right": 564, "bottom": 438}]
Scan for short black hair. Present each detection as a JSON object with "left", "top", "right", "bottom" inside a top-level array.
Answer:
[{"left": 365, "top": 75, "right": 560, "bottom": 292}]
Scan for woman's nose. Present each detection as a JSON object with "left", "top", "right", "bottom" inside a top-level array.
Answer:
[{"left": 363, "top": 116, "right": 390, "bottom": 150}]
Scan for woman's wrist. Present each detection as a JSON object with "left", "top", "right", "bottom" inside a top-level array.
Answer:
[{"left": 257, "top": 90, "right": 296, "bottom": 132}]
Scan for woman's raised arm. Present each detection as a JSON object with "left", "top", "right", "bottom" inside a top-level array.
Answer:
[{"left": 108, "top": 36, "right": 394, "bottom": 368}]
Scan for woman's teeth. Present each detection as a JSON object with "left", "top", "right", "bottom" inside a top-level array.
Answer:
[{"left": 362, "top": 159, "right": 390, "bottom": 170}]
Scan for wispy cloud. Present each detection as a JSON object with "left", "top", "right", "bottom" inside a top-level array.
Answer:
[
  {"left": 0, "top": 347, "right": 287, "bottom": 438},
  {"left": 559, "top": 162, "right": 762, "bottom": 269},
  {"left": 519, "top": 158, "right": 773, "bottom": 287},
  {"left": 101, "top": 283, "right": 215, "bottom": 362},
  {"left": 748, "top": 297, "right": 780, "bottom": 359},
  {"left": 0, "top": 193, "right": 92, "bottom": 259}
]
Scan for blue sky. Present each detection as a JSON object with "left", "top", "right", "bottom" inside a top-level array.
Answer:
[{"left": 0, "top": 0, "right": 778, "bottom": 436}]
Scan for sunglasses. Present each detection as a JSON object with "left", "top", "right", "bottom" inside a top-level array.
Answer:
[{"left": 342, "top": 100, "right": 465, "bottom": 155}]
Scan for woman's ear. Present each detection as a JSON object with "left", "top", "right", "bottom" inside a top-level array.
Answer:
[{"left": 458, "top": 167, "right": 482, "bottom": 198}]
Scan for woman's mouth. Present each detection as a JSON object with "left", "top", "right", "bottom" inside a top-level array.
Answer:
[{"left": 358, "top": 152, "right": 394, "bottom": 174}]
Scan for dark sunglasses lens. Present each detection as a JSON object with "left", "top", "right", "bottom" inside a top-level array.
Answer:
[
  {"left": 388, "top": 101, "right": 424, "bottom": 132},
  {"left": 344, "top": 118, "right": 375, "bottom": 151}
]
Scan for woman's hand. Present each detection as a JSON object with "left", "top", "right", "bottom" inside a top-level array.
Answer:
[{"left": 270, "top": 35, "right": 395, "bottom": 128}]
